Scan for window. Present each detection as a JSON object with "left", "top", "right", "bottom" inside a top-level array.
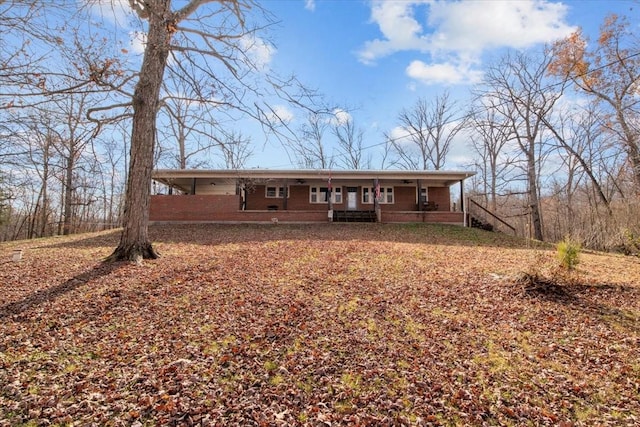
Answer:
[
  {"left": 266, "top": 186, "right": 288, "bottom": 198},
  {"left": 363, "top": 187, "right": 371, "bottom": 204},
  {"left": 362, "top": 187, "right": 394, "bottom": 204},
  {"left": 333, "top": 187, "right": 342, "bottom": 204},
  {"left": 310, "top": 186, "right": 342, "bottom": 204},
  {"left": 310, "top": 186, "right": 326, "bottom": 203},
  {"left": 419, "top": 188, "right": 428, "bottom": 203},
  {"left": 384, "top": 187, "right": 394, "bottom": 203}
]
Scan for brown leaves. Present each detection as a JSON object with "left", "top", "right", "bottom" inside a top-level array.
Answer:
[{"left": 0, "top": 224, "right": 639, "bottom": 425}]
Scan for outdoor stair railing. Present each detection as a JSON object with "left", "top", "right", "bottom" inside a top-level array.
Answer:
[{"left": 467, "top": 198, "right": 517, "bottom": 236}]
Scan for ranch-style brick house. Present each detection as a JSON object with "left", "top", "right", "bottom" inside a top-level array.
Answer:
[{"left": 150, "top": 169, "right": 475, "bottom": 225}]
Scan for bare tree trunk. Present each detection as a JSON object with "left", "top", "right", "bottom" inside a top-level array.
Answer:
[
  {"left": 526, "top": 146, "right": 544, "bottom": 241},
  {"left": 62, "top": 155, "right": 74, "bottom": 235},
  {"left": 40, "top": 148, "right": 49, "bottom": 237},
  {"left": 107, "top": 3, "right": 172, "bottom": 262}
]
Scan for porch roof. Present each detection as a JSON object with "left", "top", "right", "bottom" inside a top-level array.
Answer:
[{"left": 153, "top": 168, "right": 476, "bottom": 192}]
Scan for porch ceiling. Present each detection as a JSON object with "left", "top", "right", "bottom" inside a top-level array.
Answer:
[{"left": 152, "top": 168, "right": 476, "bottom": 192}]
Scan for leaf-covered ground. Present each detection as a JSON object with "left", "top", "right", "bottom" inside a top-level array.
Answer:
[{"left": 1, "top": 223, "right": 639, "bottom": 426}]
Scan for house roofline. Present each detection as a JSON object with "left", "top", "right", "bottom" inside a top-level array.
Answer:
[{"left": 152, "top": 168, "right": 476, "bottom": 182}]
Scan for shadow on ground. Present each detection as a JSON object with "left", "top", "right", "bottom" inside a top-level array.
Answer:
[{"left": 0, "top": 261, "right": 126, "bottom": 320}]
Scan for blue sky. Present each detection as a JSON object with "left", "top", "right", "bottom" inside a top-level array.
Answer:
[
  {"left": 240, "top": 0, "right": 638, "bottom": 169},
  {"left": 86, "top": 0, "right": 638, "bottom": 170}
]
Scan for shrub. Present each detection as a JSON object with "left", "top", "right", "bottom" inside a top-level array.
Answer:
[
  {"left": 557, "top": 238, "right": 581, "bottom": 270},
  {"left": 616, "top": 229, "right": 640, "bottom": 256}
]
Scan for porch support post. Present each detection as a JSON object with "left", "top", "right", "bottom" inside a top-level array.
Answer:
[
  {"left": 327, "top": 179, "right": 333, "bottom": 222},
  {"left": 374, "top": 178, "right": 381, "bottom": 222},
  {"left": 417, "top": 179, "right": 423, "bottom": 210},
  {"left": 191, "top": 178, "right": 197, "bottom": 195},
  {"left": 283, "top": 179, "right": 288, "bottom": 210},
  {"left": 460, "top": 179, "right": 467, "bottom": 227}
]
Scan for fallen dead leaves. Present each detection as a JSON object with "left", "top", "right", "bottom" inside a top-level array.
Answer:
[{"left": 1, "top": 223, "right": 638, "bottom": 426}]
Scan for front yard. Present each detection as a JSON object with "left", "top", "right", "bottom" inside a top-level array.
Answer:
[{"left": 1, "top": 224, "right": 638, "bottom": 425}]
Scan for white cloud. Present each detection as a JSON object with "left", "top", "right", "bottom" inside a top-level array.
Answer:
[
  {"left": 387, "top": 126, "right": 414, "bottom": 146},
  {"left": 406, "top": 60, "right": 483, "bottom": 85},
  {"left": 332, "top": 108, "right": 352, "bottom": 126},
  {"left": 86, "top": 0, "right": 132, "bottom": 26},
  {"left": 240, "top": 35, "right": 275, "bottom": 70},
  {"left": 359, "top": 0, "right": 576, "bottom": 84},
  {"left": 358, "top": 1, "right": 429, "bottom": 65},
  {"left": 305, "top": 0, "right": 316, "bottom": 12},
  {"left": 426, "top": 0, "right": 575, "bottom": 52},
  {"left": 269, "top": 105, "right": 294, "bottom": 124}
]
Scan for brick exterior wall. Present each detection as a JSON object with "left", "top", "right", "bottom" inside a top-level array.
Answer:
[
  {"left": 427, "top": 187, "right": 451, "bottom": 211},
  {"left": 150, "top": 185, "right": 460, "bottom": 224},
  {"left": 150, "top": 195, "right": 240, "bottom": 221},
  {"left": 391, "top": 186, "right": 417, "bottom": 211},
  {"left": 150, "top": 194, "right": 329, "bottom": 223}
]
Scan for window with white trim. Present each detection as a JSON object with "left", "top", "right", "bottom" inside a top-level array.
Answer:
[
  {"left": 362, "top": 187, "right": 394, "bottom": 204},
  {"left": 265, "top": 186, "right": 288, "bottom": 198},
  {"left": 333, "top": 187, "right": 342, "bottom": 204},
  {"left": 310, "top": 186, "right": 342, "bottom": 204}
]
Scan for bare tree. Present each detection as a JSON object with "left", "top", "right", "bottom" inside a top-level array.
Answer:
[
  {"left": 94, "top": 136, "right": 126, "bottom": 229},
  {"left": 157, "top": 77, "right": 221, "bottom": 169},
  {"left": 388, "top": 91, "right": 465, "bottom": 170},
  {"left": 105, "top": 0, "right": 320, "bottom": 261},
  {"left": 549, "top": 15, "right": 640, "bottom": 193},
  {"left": 49, "top": 92, "right": 102, "bottom": 235},
  {"left": 480, "top": 50, "right": 563, "bottom": 241},
  {"left": 333, "top": 115, "right": 368, "bottom": 169},
  {"left": 543, "top": 101, "right": 614, "bottom": 215},
  {"left": 290, "top": 112, "right": 334, "bottom": 169},
  {"left": 468, "top": 97, "right": 515, "bottom": 212},
  {"left": 5, "top": 109, "right": 60, "bottom": 238},
  {"left": 217, "top": 130, "right": 253, "bottom": 169}
]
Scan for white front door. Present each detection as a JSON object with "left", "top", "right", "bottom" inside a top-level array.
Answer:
[{"left": 347, "top": 188, "right": 358, "bottom": 210}]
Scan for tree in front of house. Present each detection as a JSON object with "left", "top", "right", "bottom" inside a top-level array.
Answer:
[{"left": 109, "top": 0, "right": 320, "bottom": 261}]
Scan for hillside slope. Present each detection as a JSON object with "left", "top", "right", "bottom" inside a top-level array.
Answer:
[{"left": 1, "top": 224, "right": 639, "bottom": 425}]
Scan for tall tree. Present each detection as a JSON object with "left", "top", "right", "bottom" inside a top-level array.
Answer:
[
  {"left": 107, "top": 0, "right": 179, "bottom": 261},
  {"left": 108, "top": 0, "right": 321, "bottom": 261},
  {"left": 157, "top": 77, "right": 220, "bottom": 169},
  {"left": 548, "top": 14, "right": 640, "bottom": 193},
  {"left": 480, "top": 50, "right": 563, "bottom": 241},
  {"left": 50, "top": 92, "right": 100, "bottom": 235}
]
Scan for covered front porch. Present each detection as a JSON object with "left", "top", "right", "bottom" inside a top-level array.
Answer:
[{"left": 150, "top": 169, "right": 475, "bottom": 225}]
